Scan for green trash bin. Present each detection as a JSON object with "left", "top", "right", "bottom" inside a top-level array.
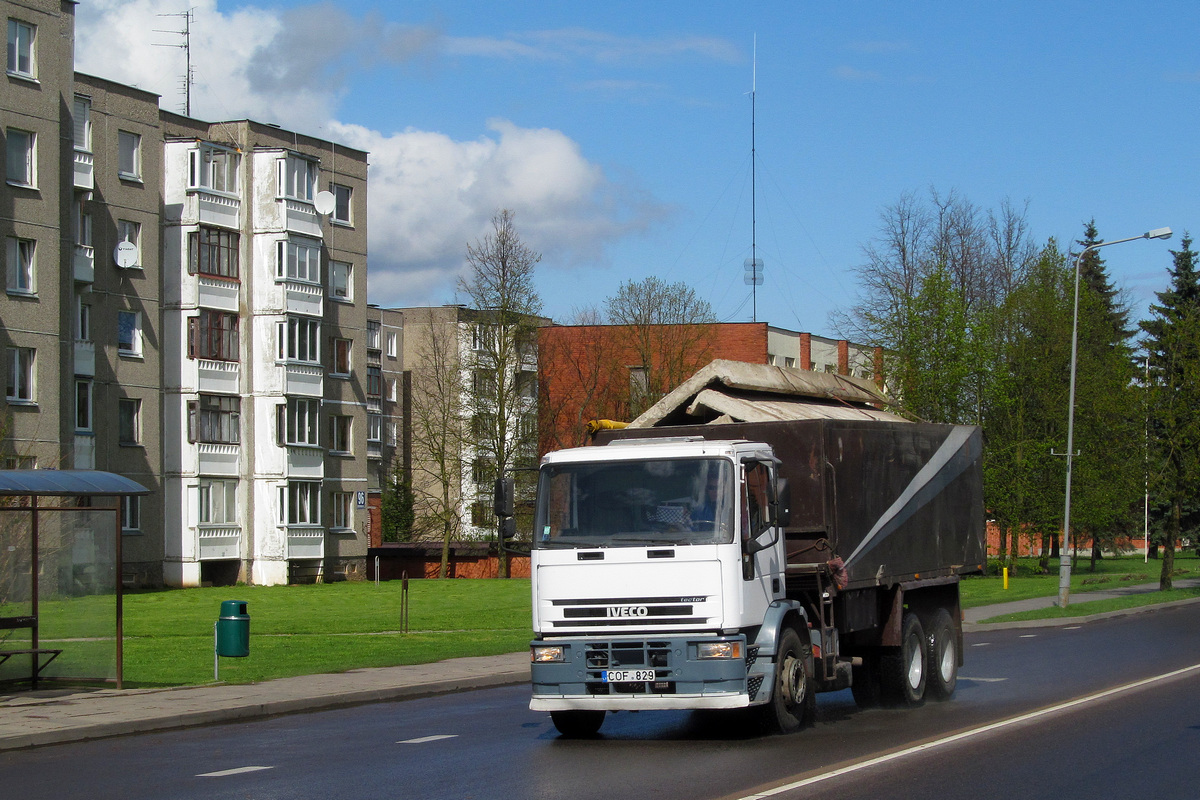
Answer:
[{"left": 216, "top": 600, "right": 250, "bottom": 658}]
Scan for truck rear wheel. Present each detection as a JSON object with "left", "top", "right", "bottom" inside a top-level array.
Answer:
[
  {"left": 881, "top": 612, "right": 926, "bottom": 706},
  {"left": 550, "top": 710, "right": 606, "bottom": 737},
  {"left": 924, "top": 608, "right": 958, "bottom": 701},
  {"left": 758, "top": 626, "right": 816, "bottom": 734}
]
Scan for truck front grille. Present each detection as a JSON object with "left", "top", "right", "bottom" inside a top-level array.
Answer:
[{"left": 583, "top": 640, "right": 676, "bottom": 695}]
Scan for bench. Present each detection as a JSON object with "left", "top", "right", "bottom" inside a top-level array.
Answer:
[{"left": 0, "top": 615, "right": 63, "bottom": 689}]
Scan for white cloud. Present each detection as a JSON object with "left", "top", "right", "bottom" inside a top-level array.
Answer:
[{"left": 75, "top": 2, "right": 668, "bottom": 309}]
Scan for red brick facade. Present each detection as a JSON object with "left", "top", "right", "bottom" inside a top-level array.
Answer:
[{"left": 538, "top": 323, "right": 768, "bottom": 453}]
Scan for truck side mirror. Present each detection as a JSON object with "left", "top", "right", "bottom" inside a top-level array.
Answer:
[
  {"left": 500, "top": 517, "right": 517, "bottom": 541},
  {"left": 774, "top": 478, "right": 790, "bottom": 528},
  {"left": 493, "top": 476, "right": 514, "bottom": 518}
]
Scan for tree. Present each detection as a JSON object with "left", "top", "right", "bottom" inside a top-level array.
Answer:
[
  {"left": 458, "top": 209, "right": 544, "bottom": 578},
  {"left": 1139, "top": 234, "right": 1200, "bottom": 589},
  {"left": 603, "top": 276, "right": 717, "bottom": 418},
  {"left": 379, "top": 464, "right": 414, "bottom": 543},
  {"left": 407, "top": 309, "right": 467, "bottom": 578}
]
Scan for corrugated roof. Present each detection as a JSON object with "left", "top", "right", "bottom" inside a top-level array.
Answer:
[
  {"left": 0, "top": 470, "right": 149, "bottom": 497},
  {"left": 683, "top": 389, "right": 905, "bottom": 423}
]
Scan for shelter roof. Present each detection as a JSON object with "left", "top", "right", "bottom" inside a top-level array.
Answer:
[{"left": 0, "top": 470, "right": 149, "bottom": 497}]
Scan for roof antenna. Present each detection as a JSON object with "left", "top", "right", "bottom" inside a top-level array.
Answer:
[
  {"left": 153, "top": 9, "right": 194, "bottom": 116},
  {"left": 744, "top": 35, "right": 763, "bottom": 322}
]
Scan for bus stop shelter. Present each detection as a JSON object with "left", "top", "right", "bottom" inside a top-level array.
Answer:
[{"left": 0, "top": 470, "right": 148, "bottom": 690}]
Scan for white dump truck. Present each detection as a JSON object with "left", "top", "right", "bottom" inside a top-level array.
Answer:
[{"left": 524, "top": 361, "right": 986, "bottom": 736}]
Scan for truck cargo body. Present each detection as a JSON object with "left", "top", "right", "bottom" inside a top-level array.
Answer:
[{"left": 529, "top": 417, "right": 985, "bottom": 736}]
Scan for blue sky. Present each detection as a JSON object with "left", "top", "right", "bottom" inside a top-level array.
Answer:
[{"left": 77, "top": 1, "right": 1195, "bottom": 334}]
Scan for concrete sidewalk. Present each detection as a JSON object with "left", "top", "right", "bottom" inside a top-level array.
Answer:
[{"left": 3, "top": 579, "right": 1198, "bottom": 752}]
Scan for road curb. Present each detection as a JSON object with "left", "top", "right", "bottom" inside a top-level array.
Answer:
[{"left": 964, "top": 595, "right": 1200, "bottom": 632}]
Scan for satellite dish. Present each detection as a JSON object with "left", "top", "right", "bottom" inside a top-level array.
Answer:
[
  {"left": 113, "top": 241, "right": 138, "bottom": 269},
  {"left": 313, "top": 191, "right": 336, "bottom": 215}
]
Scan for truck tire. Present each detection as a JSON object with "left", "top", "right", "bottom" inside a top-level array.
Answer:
[
  {"left": 758, "top": 626, "right": 817, "bottom": 734},
  {"left": 924, "top": 608, "right": 958, "bottom": 701},
  {"left": 850, "top": 653, "right": 883, "bottom": 709},
  {"left": 881, "top": 612, "right": 926, "bottom": 706},
  {"left": 550, "top": 710, "right": 606, "bottom": 738}
]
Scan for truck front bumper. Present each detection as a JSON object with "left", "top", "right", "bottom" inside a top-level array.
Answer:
[{"left": 530, "top": 634, "right": 770, "bottom": 712}]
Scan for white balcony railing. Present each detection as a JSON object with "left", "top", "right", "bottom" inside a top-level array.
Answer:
[
  {"left": 73, "top": 150, "right": 93, "bottom": 190},
  {"left": 286, "top": 526, "right": 324, "bottom": 559},
  {"left": 74, "top": 339, "right": 95, "bottom": 377},
  {"left": 198, "top": 526, "right": 242, "bottom": 560},
  {"left": 73, "top": 244, "right": 94, "bottom": 283}
]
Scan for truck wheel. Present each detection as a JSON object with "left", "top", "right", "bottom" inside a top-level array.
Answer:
[
  {"left": 881, "top": 612, "right": 926, "bottom": 706},
  {"left": 924, "top": 608, "right": 958, "bottom": 701},
  {"left": 550, "top": 710, "right": 606, "bottom": 738},
  {"left": 758, "top": 626, "right": 817, "bottom": 734},
  {"left": 850, "top": 653, "right": 883, "bottom": 709}
]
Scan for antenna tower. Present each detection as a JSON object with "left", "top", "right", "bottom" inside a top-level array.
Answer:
[
  {"left": 743, "top": 36, "right": 763, "bottom": 322},
  {"left": 154, "top": 10, "right": 194, "bottom": 116}
]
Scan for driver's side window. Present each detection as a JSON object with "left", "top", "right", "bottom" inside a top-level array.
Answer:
[{"left": 742, "top": 462, "right": 769, "bottom": 537}]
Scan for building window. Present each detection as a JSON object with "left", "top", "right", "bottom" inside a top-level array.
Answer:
[
  {"left": 386, "top": 422, "right": 398, "bottom": 447},
  {"left": 278, "top": 155, "right": 316, "bottom": 202},
  {"left": 331, "top": 183, "right": 352, "bottom": 224},
  {"left": 277, "top": 316, "right": 320, "bottom": 364},
  {"left": 277, "top": 398, "right": 320, "bottom": 446},
  {"left": 2, "top": 455, "right": 35, "bottom": 469},
  {"left": 6, "top": 236, "right": 34, "bottom": 295},
  {"left": 188, "top": 226, "right": 239, "bottom": 279},
  {"left": 329, "top": 260, "right": 352, "bottom": 301},
  {"left": 199, "top": 478, "right": 238, "bottom": 525},
  {"left": 188, "top": 144, "right": 239, "bottom": 193},
  {"left": 118, "top": 311, "right": 143, "bottom": 357},
  {"left": 367, "top": 414, "right": 382, "bottom": 444},
  {"left": 331, "top": 338, "right": 351, "bottom": 376},
  {"left": 280, "top": 481, "right": 319, "bottom": 524},
  {"left": 276, "top": 238, "right": 320, "bottom": 283},
  {"left": 385, "top": 331, "right": 397, "bottom": 358},
  {"left": 75, "top": 380, "right": 92, "bottom": 431},
  {"left": 387, "top": 378, "right": 398, "bottom": 402},
  {"left": 472, "top": 324, "right": 495, "bottom": 352},
  {"left": 784, "top": 357, "right": 795, "bottom": 368},
  {"left": 73, "top": 96, "right": 91, "bottom": 151},
  {"left": 76, "top": 296, "right": 90, "bottom": 341},
  {"left": 471, "top": 501, "right": 495, "bottom": 528},
  {"left": 188, "top": 394, "right": 240, "bottom": 444},
  {"left": 6, "top": 347, "right": 34, "bottom": 402},
  {"left": 74, "top": 200, "right": 92, "bottom": 247},
  {"left": 188, "top": 309, "right": 239, "bottom": 361},
  {"left": 367, "top": 365, "right": 382, "bottom": 399},
  {"left": 118, "top": 131, "right": 141, "bottom": 180},
  {"left": 366, "top": 320, "right": 380, "bottom": 350},
  {"left": 330, "top": 492, "right": 353, "bottom": 530},
  {"left": 121, "top": 496, "right": 141, "bottom": 532},
  {"left": 117, "top": 220, "right": 141, "bottom": 268},
  {"left": 6, "top": 128, "right": 35, "bottom": 186},
  {"left": 119, "top": 398, "right": 141, "bottom": 444},
  {"left": 7, "top": 19, "right": 34, "bottom": 78},
  {"left": 330, "top": 415, "right": 352, "bottom": 454}
]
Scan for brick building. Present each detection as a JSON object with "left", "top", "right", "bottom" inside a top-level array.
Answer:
[{"left": 538, "top": 323, "right": 884, "bottom": 453}]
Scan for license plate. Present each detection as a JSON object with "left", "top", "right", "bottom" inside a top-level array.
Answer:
[{"left": 603, "top": 669, "right": 655, "bottom": 683}]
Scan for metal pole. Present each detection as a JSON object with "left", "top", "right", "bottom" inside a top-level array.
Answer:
[{"left": 1058, "top": 231, "right": 1169, "bottom": 607}]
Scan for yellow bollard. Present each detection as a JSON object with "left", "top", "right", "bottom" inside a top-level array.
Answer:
[{"left": 1003, "top": 567, "right": 1009, "bottom": 590}]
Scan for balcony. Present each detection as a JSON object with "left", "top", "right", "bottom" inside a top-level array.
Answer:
[
  {"left": 279, "top": 279, "right": 323, "bottom": 317},
  {"left": 283, "top": 199, "right": 321, "bottom": 238},
  {"left": 286, "top": 526, "right": 324, "bottom": 559},
  {"left": 198, "top": 526, "right": 242, "bottom": 560},
  {"left": 73, "top": 244, "right": 94, "bottom": 284},
  {"left": 187, "top": 189, "right": 240, "bottom": 229},
  {"left": 73, "top": 150, "right": 93, "bottom": 190},
  {"left": 74, "top": 339, "right": 95, "bottom": 377},
  {"left": 73, "top": 434, "right": 95, "bottom": 469}
]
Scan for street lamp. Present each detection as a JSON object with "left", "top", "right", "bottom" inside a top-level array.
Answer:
[{"left": 1058, "top": 227, "right": 1172, "bottom": 608}]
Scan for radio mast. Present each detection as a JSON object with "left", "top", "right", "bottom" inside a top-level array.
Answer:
[{"left": 743, "top": 36, "right": 763, "bottom": 322}]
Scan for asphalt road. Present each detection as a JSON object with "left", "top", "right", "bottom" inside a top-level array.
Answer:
[{"left": 5, "top": 604, "right": 1199, "bottom": 800}]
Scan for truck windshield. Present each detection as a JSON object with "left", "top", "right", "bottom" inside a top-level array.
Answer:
[{"left": 534, "top": 458, "right": 734, "bottom": 548}]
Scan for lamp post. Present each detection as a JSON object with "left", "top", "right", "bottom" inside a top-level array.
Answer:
[{"left": 1058, "top": 227, "right": 1172, "bottom": 608}]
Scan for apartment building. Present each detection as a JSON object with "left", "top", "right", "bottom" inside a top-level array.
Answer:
[{"left": 2, "top": 0, "right": 373, "bottom": 587}]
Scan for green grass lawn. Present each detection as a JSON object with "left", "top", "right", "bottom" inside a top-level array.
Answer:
[{"left": 10, "top": 553, "right": 1195, "bottom": 689}]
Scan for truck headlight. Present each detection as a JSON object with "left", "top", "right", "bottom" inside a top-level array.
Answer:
[
  {"left": 697, "top": 641, "right": 742, "bottom": 660},
  {"left": 531, "top": 645, "right": 565, "bottom": 663}
]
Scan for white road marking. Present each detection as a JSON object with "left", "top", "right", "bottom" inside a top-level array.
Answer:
[
  {"left": 197, "top": 766, "right": 274, "bottom": 778},
  {"left": 971, "top": 642, "right": 991, "bottom": 647},
  {"left": 398, "top": 734, "right": 458, "bottom": 744},
  {"left": 736, "top": 661, "right": 1200, "bottom": 800},
  {"left": 960, "top": 676, "right": 1007, "bottom": 683},
  {"left": 1020, "top": 634, "right": 1038, "bottom": 638}
]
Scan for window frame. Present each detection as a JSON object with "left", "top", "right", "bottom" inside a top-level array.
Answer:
[
  {"left": 6, "top": 127, "right": 35, "bottom": 186},
  {"left": 331, "top": 338, "right": 351, "bottom": 376},
  {"left": 330, "top": 491, "right": 353, "bottom": 530},
  {"left": 7, "top": 19, "right": 35, "bottom": 79},
  {"left": 331, "top": 183, "right": 352, "bottom": 224},
  {"left": 187, "top": 309, "right": 240, "bottom": 362},
  {"left": 6, "top": 346, "right": 34, "bottom": 402},
  {"left": 121, "top": 495, "right": 141, "bottom": 532},
  {"left": 72, "top": 95, "right": 91, "bottom": 152},
  {"left": 117, "top": 130, "right": 141, "bottom": 181},
  {"left": 118, "top": 398, "right": 141, "bottom": 445},
  {"left": 277, "top": 397, "right": 321, "bottom": 447},
  {"left": 188, "top": 144, "right": 240, "bottom": 194},
  {"left": 280, "top": 480, "right": 320, "bottom": 525},
  {"left": 329, "top": 260, "right": 352, "bottom": 301},
  {"left": 188, "top": 394, "right": 240, "bottom": 444},
  {"left": 199, "top": 477, "right": 238, "bottom": 525},
  {"left": 75, "top": 379, "right": 92, "bottom": 432},
  {"left": 276, "top": 316, "right": 321, "bottom": 364},
  {"left": 275, "top": 238, "right": 321, "bottom": 284},
  {"left": 6, "top": 236, "right": 35, "bottom": 295},
  {"left": 117, "top": 220, "right": 141, "bottom": 268},
  {"left": 329, "top": 414, "right": 352, "bottom": 454},
  {"left": 117, "top": 310, "right": 143, "bottom": 357},
  {"left": 278, "top": 155, "right": 316, "bottom": 202},
  {"left": 188, "top": 225, "right": 239, "bottom": 280}
]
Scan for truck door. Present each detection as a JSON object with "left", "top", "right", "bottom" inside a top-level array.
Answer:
[{"left": 741, "top": 460, "right": 781, "bottom": 609}]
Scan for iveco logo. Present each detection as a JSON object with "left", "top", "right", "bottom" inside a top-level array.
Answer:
[{"left": 606, "top": 605, "right": 649, "bottom": 618}]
